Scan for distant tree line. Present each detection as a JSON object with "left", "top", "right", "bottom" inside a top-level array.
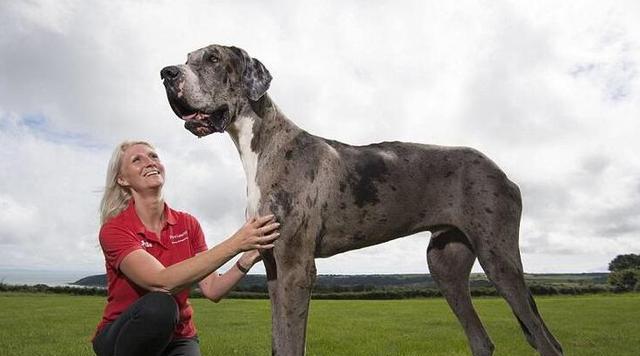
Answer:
[
  {"left": 0, "top": 282, "right": 613, "bottom": 299},
  {"left": 0, "top": 274, "right": 620, "bottom": 299},
  {"left": 0, "top": 283, "right": 107, "bottom": 296}
]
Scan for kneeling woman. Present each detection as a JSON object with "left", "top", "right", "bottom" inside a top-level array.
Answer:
[{"left": 93, "top": 141, "right": 279, "bottom": 356}]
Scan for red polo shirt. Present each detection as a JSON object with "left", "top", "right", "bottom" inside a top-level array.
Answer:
[{"left": 95, "top": 200, "right": 208, "bottom": 339}]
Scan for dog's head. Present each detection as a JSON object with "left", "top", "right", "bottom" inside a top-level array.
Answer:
[{"left": 161, "top": 44, "right": 272, "bottom": 137}]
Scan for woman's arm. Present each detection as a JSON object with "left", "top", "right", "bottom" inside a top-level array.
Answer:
[
  {"left": 198, "top": 250, "right": 261, "bottom": 302},
  {"left": 119, "top": 216, "right": 279, "bottom": 294}
]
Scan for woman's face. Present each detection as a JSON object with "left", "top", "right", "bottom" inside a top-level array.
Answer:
[{"left": 117, "top": 144, "right": 165, "bottom": 193}]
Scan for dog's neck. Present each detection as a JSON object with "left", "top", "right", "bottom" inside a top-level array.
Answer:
[
  {"left": 226, "top": 94, "right": 303, "bottom": 217},
  {"left": 227, "top": 94, "right": 304, "bottom": 154}
]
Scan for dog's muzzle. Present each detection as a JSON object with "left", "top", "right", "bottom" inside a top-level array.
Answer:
[{"left": 161, "top": 66, "right": 231, "bottom": 137}]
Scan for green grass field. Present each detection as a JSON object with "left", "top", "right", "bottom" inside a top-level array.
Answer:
[{"left": 0, "top": 293, "right": 638, "bottom": 355}]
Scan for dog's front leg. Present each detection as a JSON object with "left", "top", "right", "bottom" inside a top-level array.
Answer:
[{"left": 267, "top": 241, "right": 317, "bottom": 356}]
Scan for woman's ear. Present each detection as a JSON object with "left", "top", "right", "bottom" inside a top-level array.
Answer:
[{"left": 117, "top": 176, "right": 129, "bottom": 187}]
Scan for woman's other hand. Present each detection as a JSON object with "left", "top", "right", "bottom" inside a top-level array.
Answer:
[
  {"left": 239, "top": 249, "right": 262, "bottom": 267},
  {"left": 235, "top": 249, "right": 262, "bottom": 274}
]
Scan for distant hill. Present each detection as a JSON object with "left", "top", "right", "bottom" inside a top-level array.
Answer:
[{"left": 72, "top": 274, "right": 106, "bottom": 287}]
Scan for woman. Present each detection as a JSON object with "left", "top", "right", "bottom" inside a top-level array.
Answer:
[{"left": 92, "top": 141, "right": 279, "bottom": 356}]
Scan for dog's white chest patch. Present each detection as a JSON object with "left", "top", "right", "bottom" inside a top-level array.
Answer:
[{"left": 231, "top": 116, "right": 261, "bottom": 218}]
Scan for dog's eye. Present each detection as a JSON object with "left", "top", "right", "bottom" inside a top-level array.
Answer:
[{"left": 208, "top": 55, "right": 220, "bottom": 63}]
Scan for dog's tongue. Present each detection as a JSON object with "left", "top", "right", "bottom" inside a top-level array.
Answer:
[
  {"left": 182, "top": 112, "right": 210, "bottom": 121},
  {"left": 181, "top": 113, "right": 198, "bottom": 121}
]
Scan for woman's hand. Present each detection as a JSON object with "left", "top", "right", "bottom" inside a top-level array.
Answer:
[
  {"left": 240, "top": 249, "right": 263, "bottom": 266},
  {"left": 236, "top": 249, "right": 262, "bottom": 273},
  {"left": 228, "top": 214, "right": 280, "bottom": 254}
]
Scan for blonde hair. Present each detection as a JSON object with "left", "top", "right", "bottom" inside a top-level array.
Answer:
[{"left": 99, "top": 140, "right": 155, "bottom": 225}]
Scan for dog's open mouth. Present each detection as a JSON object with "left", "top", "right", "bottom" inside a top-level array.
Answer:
[{"left": 180, "top": 105, "right": 230, "bottom": 137}]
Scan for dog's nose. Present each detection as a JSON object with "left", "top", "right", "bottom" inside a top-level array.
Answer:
[{"left": 161, "top": 66, "right": 180, "bottom": 80}]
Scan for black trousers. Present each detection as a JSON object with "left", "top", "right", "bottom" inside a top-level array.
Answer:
[{"left": 93, "top": 292, "right": 201, "bottom": 356}]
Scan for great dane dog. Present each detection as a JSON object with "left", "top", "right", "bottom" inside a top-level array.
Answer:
[{"left": 161, "top": 44, "right": 563, "bottom": 356}]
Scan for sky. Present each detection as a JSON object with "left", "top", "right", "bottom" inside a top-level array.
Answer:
[{"left": 0, "top": 0, "right": 639, "bottom": 276}]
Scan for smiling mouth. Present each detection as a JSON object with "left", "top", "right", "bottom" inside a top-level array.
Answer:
[
  {"left": 143, "top": 170, "right": 160, "bottom": 177},
  {"left": 179, "top": 105, "right": 230, "bottom": 138}
]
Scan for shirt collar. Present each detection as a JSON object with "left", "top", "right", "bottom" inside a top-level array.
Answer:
[{"left": 164, "top": 202, "right": 177, "bottom": 226}]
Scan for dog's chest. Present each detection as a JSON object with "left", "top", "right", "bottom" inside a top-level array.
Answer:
[{"left": 230, "top": 116, "right": 261, "bottom": 218}]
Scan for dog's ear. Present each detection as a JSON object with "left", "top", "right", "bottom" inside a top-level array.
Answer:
[
  {"left": 230, "top": 46, "right": 272, "bottom": 101},
  {"left": 245, "top": 58, "right": 272, "bottom": 101}
]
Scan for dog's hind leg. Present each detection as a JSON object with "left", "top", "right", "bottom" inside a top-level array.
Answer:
[
  {"left": 472, "top": 221, "right": 563, "bottom": 356},
  {"left": 427, "top": 227, "right": 494, "bottom": 356}
]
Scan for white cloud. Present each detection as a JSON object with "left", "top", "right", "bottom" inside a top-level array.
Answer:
[
  {"left": 0, "top": 0, "right": 639, "bottom": 275},
  {"left": 0, "top": 194, "right": 38, "bottom": 245}
]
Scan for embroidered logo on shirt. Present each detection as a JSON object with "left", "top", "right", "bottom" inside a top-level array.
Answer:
[
  {"left": 170, "top": 231, "right": 188, "bottom": 244},
  {"left": 141, "top": 240, "right": 153, "bottom": 248}
]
